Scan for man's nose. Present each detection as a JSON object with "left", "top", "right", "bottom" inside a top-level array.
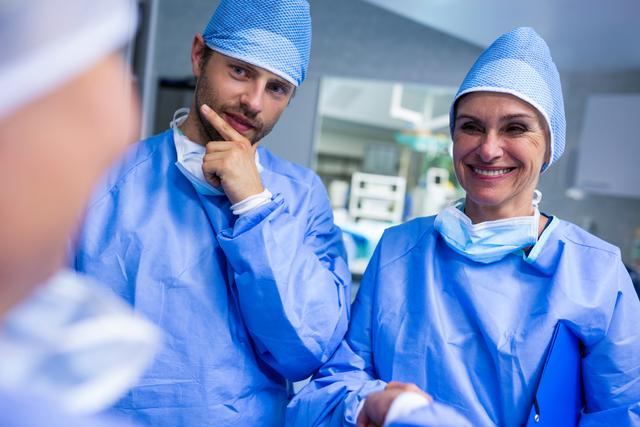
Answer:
[{"left": 239, "top": 83, "right": 264, "bottom": 117}]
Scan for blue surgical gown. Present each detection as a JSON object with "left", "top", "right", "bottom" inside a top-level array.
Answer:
[
  {"left": 73, "top": 130, "right": 351, "bottom": 426},
  {"left": 286, "top": 216, "right": 640, "bottom": 426},
  {"left": 0, "top": 389, "right": 136, "bottom": 427}
]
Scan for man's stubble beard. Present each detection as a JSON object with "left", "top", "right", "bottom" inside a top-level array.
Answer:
[{"left": 194, "top": 76, "right": 277, "bottom": 145}]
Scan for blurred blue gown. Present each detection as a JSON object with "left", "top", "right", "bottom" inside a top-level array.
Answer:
[
  {"left": 0, "top": 390, "right": 136, "bottom": 427},
  {"left": 73, "top": 130, "right": 351, "bottom": 426},
  {"left": 286, "top": 216, "right": 640, "bottom": 426}
]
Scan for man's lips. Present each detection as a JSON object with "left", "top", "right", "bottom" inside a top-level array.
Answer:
[{"left": 223, "top": 112, "right": 255, "bottom": 133}]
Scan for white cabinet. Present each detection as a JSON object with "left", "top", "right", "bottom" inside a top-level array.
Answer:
[
  {"left": 349, "top": 172, "right": 406, "bottom": 223},
  {"left": 575, "top": 94, "right": 640, "bottom": 199}
]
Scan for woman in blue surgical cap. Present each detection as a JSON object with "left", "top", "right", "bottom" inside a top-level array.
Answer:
[{"left": 287, "top": 27, "right": 640, "bottom": 426}]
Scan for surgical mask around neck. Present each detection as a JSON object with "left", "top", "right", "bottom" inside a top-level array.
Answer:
[
  {"left": 172, "top": 108, "right": 225, "bottom": 196},
  {"left": 0, "top": 269, "right": 161, "bottom": 415},
  {"left": 171, "top": 108, "right": 263, "bottom": 197},
  {"left": 434, "top": 190, "right": 543, "bottom": 264}
]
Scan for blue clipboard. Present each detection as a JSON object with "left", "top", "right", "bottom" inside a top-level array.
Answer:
[{"left": 526, "top": 322, "right": 584, "bottom": 426}]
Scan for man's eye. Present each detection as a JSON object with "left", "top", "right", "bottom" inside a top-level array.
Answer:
[
  {"left": 268, "top": 83, "right": 289, "bottom": 96},
  {"left": 231, "top": 66, "right": 248, "bottom": 77}
]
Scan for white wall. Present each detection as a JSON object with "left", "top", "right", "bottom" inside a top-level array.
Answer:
[{"left": 539, "top": 69, "right": 640, "bottom": 262}]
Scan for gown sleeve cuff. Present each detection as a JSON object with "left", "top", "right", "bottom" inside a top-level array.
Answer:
[
  {"left": 231, "top": 188, "right": 273, "bottom": 216},
  {"left": 220, "top": 193, "right": 285, "bottom": 239},
  {"left": 383, "top": 391, "right": 431, "bottom": 426}
]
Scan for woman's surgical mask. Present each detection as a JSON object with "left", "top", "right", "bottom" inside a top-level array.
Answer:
[
  {"left": 434, "top": 190, "right": 543, "bottom": 264},
  {"left": 0, "top": 269, "right": 161, "bottom": 415},
  {"left": 171, "top": 108, "right": 262, "bottom": 197}
]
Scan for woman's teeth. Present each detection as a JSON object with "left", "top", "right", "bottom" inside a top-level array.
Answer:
[{"left": 473, "top": 167, "right": 512, "bottom": 176}]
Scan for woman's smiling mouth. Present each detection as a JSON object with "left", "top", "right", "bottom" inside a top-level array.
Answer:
[{"left": 469, "top": 166, "right": 516, "bottom": 177}]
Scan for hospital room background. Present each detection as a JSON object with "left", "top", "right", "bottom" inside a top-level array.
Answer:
[{"left": 127, "top": 0, "right": 640, "bottom": 295}]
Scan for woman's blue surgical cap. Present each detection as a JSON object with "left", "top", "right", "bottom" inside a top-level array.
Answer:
[
  {"left": 203, "top": 0, "right": 311, "bottom": 87},
  {"left": 450, "top": 27, "right": 566, "bottom": 171}
]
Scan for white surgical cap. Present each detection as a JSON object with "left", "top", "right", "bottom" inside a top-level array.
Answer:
[{"left": 0, "top": 0, "right": 137, "bottom": 119}]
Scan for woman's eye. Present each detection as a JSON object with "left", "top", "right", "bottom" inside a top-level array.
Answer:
[
  {"left": 460, "top": 122, "right": 482, "bottom": 133},
  {"left": 505, "top": 124, "right": 527, "bottom": 135}
]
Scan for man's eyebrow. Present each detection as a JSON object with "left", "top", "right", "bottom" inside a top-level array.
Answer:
[
  {"left": 226, "top": 57, "right": 293, "bottom": 88},
  {"left": 270, "top": 77, "right": 293, "bottom": 89},
  {"left": 226, "top": 57, "right": 256, "bottom": 71}
]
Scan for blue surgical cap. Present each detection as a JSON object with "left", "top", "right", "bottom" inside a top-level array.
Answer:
[
  {"left": 450, "top": 27, "right": 566, "bottom": 171},
  {"left": 202, "top": 0, "right": 311, "bottom": 87}
]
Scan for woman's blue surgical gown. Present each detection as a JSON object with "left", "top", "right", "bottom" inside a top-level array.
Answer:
[{"left": 287, "top": 216, "right": 640, "bottom": 426}]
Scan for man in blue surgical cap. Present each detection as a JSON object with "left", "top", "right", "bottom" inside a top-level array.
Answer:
[
  {"left": 287, "top": 27, "right": 640, "bottom": 426},
  {"left": 72, "top": 0, "right": 351, "bottom": 425}
]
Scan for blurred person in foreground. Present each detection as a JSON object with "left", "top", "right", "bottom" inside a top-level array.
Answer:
[
  {"left": 0, "top": 0, "right": 159, "bottom": 425},
  {"left": 287, "top": 27, "right": 640, "bottom": 427}
]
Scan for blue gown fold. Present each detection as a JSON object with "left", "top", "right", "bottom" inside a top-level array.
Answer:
[{"left": 73, "top": 130, "right": 351, "bottom": 426}]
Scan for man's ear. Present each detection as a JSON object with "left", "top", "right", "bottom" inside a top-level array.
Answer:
[{"left": 191, "top": 33, "right": 206, "bottom": 78}]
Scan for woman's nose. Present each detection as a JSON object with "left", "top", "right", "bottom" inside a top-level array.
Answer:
[{"left": 476, "top": 131, "right": 503, "bottom": 162}]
